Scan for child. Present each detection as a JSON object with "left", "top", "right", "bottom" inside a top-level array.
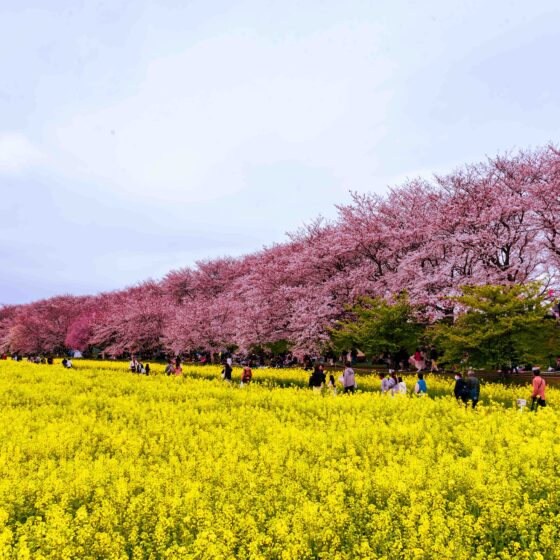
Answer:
[{"left": 414, "top": 372, "right": 427, "bottom": 396}]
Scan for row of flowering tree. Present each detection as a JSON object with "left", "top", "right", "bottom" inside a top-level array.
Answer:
[{"left": 2, "top": 145, "right": 560, "bottom": 358}]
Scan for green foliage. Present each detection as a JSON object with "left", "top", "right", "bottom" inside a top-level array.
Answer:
[
  {"left": 330, "top": 293, "right": 422, "bottom": 358},
  {"left": 433, "top": 283, "right": 560, "bottom": 369}
]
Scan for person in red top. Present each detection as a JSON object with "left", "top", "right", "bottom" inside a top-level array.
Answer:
[
  {"left": 241, "top": 366, "right": 252, "bottom": 386},
  {"left": 530, "top": 368, "right": 546, "bottom": 411}
]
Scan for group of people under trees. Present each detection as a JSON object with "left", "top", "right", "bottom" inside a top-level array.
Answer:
[
  {"left": 129, "top": 357, "right": 150, "bottom": 375},
  {"left": 24, "top": 355, "right": 54, "bottom": 365}
]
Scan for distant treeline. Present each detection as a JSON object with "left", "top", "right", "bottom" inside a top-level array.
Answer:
[{"left": 2, "top": 145, "right": 560, "bottom": 357}]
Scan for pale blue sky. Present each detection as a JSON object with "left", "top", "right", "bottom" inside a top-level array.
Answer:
[{"left": 1, "top": 0, "right": 559, "bottom": 304}]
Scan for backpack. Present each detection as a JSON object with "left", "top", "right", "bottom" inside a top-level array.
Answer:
[{"left": 456, "top": 379, "right": 468, "bottom": 397}]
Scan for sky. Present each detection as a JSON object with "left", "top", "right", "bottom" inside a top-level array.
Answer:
[{"left": 1, "top": 0, "right": 560, "bottom": 304}]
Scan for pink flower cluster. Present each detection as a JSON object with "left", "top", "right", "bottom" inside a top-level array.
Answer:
[{"left": 2, "top": 146, "right": 560, "bottom": 356}]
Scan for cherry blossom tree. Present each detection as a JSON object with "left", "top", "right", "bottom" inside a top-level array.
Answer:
[
  {"left": 3, "top": 145, "right": 559, "bottom": 357},
  {"left": 89, "top": 282, "right": 171, "bottom": 357}
]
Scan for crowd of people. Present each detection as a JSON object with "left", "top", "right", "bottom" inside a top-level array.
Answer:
[
  {"left": 2, "top": 352, "right": 550, "bottom": 411},
  {"left": 305, "top": 363, "right": 548, "bottom": 412},
  {"left": 129, "top": 357, "right": 151, "bottom": 375}
]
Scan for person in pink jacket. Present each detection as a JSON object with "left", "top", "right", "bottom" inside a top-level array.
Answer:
[{"left": 530, "top": 368, "right": 546, "bottom": 411}]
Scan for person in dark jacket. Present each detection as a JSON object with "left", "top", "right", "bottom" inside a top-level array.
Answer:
[
  {"left": 308, "top": 365, "right": 326, "bottom": 390},
  {"left": 222, "top": 362, "right": 233, "bottom": 382},
  {"left": 466, "top": 369, "right": 480, "bottom": 409},
  {"left": 453, "top": 373, "right": 468, "bottom": 405}
]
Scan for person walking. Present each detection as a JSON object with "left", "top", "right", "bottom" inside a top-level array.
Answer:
[
  {"left": 414, "top": 372, "right": 427, "bottom": 396},
  {"left": 530, "top": 368, "right": 546, "bottom": 411},
  {"left": 466, "top": 369, "right": 480, "bottom": 409},
  {"left": 342, "top": 362, "right": 356, "bottom": 394},
  {"left": 430, "top": 346, "right": 439, "bottom": 372},
  {"left": 453, "top": 373, "right": 468, "bottom": 405}
]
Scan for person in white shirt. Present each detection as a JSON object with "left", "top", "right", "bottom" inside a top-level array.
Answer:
[
  {"left": 342, "top": 362, "right": 356, "bottom": 394},
  {"left": 395, "top": 376, "right": 407, "bottom": 394},
  {"left": 380, "top": 371, "right": 396, "bottom": 395}
]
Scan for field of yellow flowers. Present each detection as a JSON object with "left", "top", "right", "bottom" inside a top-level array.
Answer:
[{"left": 0, "top": 360, "right": 559, "bottom": 559}]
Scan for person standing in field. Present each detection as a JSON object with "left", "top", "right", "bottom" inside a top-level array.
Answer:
[
  {"left": 241, "top": 366, "right": 252, "bottom": 386},
  {"left": 395, "top": 376, "right": 407, "bottom": 394},
  {"left": 342, "top": 362, "right": 356, "bottom": 394},
  {"left": 530, "top": 368, "right": 546, "bottom": 411},
  {"left": 414, "top": 372, "right": 427, "bottom": 396},
  {"left": 165, "top": 360, "right": 174, "bottom": 375},
  {"left": 222, "top": 361, "right": 232, "bottom": 383},
  {"left": 174, "top": 363, "right": 183, "bottom": 376},
  {"left": 466, "top": 369, "right": 480, "bottom": 409},
  {"left": 453, "top": 373, "right": 468, "bottom": 405},
  {"left": 379, "top": 372, "right": 395, "bottom": 395},
  {"left": 309, "top": 364, "right": 326, "bottom": 391},
  {"left": 390, "top": 371, "right": 400, "bottom": 395},
  {"left": 327, "top": 371, "right": 336, "bottom": 393}
]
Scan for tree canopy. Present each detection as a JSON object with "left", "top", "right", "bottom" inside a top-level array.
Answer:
[
  {"left": 2, "top": 145, "right": 560, "bottom": 356},
  {"left": 433, "top": 283, "right": 560, "bottom": 370},
  {"left": 329, "top": 293, "right": 422, "bottom": 359}
]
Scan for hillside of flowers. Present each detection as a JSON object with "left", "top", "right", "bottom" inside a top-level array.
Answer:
[
  {"left": 2, "top": 145, "right": 560, "bottom": 357},
  {"left": 0, "top": 360, "right": 558, "bottom": 559}
]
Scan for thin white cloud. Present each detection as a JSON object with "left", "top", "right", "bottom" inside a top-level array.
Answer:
[
  {"left": 50, "top": 23, "right": 393, "bottom": 203},
  {"left": 0, "top": 132, "right": 45, "bottom": 174}
]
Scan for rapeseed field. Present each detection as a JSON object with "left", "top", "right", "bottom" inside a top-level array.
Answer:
[{"left": 0, "top": 360, "right": 558, "bottom": 559}]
